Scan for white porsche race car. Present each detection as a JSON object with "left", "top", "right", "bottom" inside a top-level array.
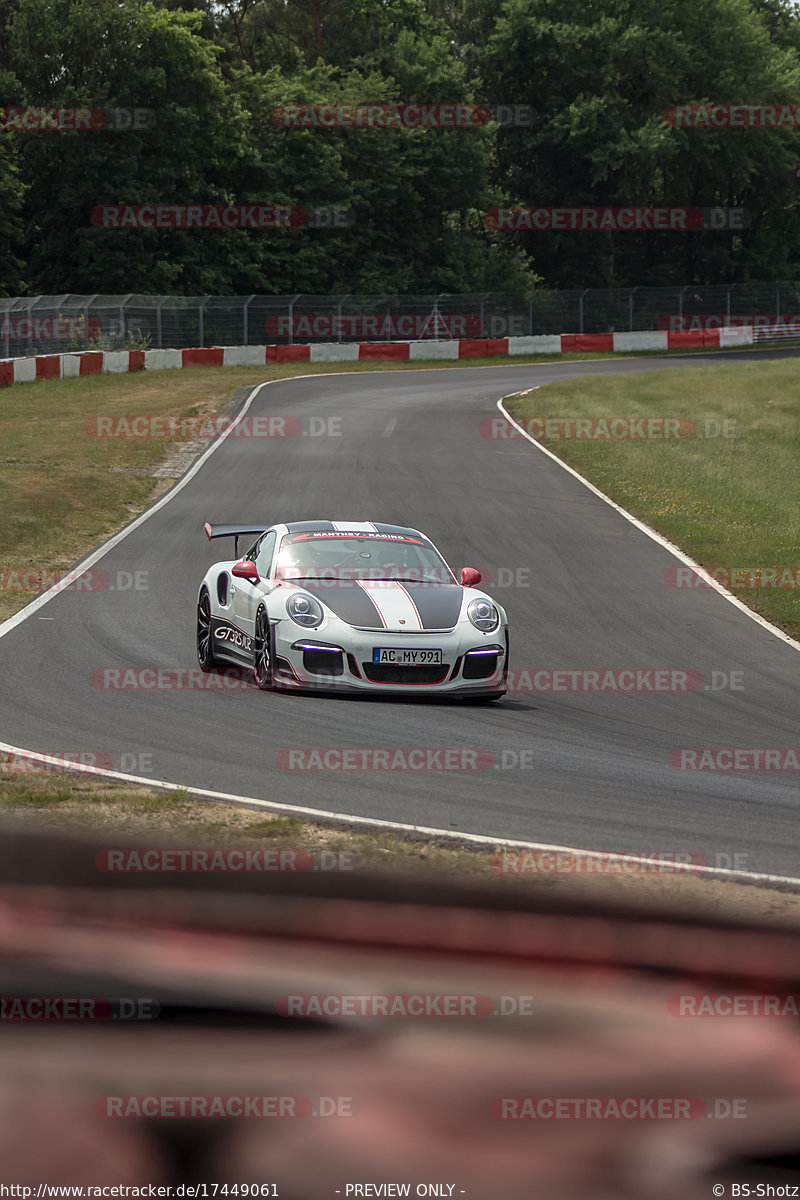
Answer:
[{"left": 196, "top": 520, "right": 509, "bottom": 699}]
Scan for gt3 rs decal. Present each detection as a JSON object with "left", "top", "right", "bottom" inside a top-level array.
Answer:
[{"left": 211, "top": 617, "right": 253, "bottom": 654}]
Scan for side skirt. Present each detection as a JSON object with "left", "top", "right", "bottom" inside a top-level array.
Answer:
[{"left": 209, "top": 615, "right": 253, "bottom": 664}]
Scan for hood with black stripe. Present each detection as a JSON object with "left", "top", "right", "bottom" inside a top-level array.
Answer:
[{"left": 294, "top": 579, "right": 463, "bottom": 631}]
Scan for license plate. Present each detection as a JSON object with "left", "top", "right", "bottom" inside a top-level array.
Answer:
[{"left": 373, "top": 647, "right": 443, "bottom": 665}]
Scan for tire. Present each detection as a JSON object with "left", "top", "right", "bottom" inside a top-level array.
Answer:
[
  {"left": 196, "top": 589, "right": 217, "bottom": 672},
  {"left": 253, "top": 606, "right": 275, "bottom": 691}
]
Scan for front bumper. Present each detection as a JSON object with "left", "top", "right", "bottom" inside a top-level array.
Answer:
[{"left": 270, "top": 624, "right": 508, "bottom": 697}]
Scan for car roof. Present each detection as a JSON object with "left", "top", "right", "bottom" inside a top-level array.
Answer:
[{"left": 282, "top": 520, "right": 428, "bottom": 539}]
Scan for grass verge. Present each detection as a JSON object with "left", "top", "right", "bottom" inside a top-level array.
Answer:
[
  {"left": 505, "top": 358, "right": 800, "bottom": 641},
  {"left": 2, "top": 760, "right": 800, "bottom": 926}
]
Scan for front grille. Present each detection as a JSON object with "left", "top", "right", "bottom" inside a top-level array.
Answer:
[
  {"left": 303, "top": 648, "right": 344, "bottom": 677},
  {"left": 462, "top": 650, "right": 500, "bottom": 680},
  {"left": 362, "top": 663, "right": 450, "bottom": 685}
]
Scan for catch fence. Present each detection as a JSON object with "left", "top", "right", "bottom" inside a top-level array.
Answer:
[{"left": 2, "top": 284, "right": 800, "bottom": 357}]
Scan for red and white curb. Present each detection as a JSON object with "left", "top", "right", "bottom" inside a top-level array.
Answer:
[{"left": 0, "top": 327, "right": 754, "bottom": 386}]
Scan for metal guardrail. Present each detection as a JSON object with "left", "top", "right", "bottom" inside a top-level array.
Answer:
[{"left": 2, "top": 284, "right": 800, "bottom": 358}]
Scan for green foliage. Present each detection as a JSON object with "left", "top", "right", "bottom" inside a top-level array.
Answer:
[
  {"left": 2, "top": 0, "right": 800, "bottom": 293},
  {"left": 482, "top": 0, "right": 800, "bottom": 286},
  {"left": 60, "top": 314, "right": 152, "bottom": 352},
  {"left": 0, "top": 139, "right": 26, "bottom": 295}
]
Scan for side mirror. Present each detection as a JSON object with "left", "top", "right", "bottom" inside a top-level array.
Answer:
[
  {"left": 232, "top": 559, "right": 259, "bottom": 583},
  {"left": 460, "top": 567, "right": 482, "bottom": 587}
]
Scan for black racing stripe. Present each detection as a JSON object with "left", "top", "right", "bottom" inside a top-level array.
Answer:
[
  {"left": 299, "top": 581, "right": 386, "bottom": 629},
  {"left": 401, "top": 583, "right": 462, "bottom": 630}
]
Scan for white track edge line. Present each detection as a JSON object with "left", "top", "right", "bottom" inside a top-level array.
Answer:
[
  {"left": 2, "top": 741, "right": 799, "bottom": 888},
  {"left": 496, "top": 395, "right": 800, "bottom": 654}
]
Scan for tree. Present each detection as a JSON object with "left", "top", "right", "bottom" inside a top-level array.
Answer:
[
  {"left": 8, "top": 0, "right": 256, "bottom": 291},
  {"left": 0, "top": 141, "right": 26, "bottom": 295},
  {"left": 482, "top": 0, "right": 800, "bottom": 287}
]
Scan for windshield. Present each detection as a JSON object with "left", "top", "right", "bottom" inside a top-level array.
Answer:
[{"left": 275, "top": 531, "right": 456, "bottom": 584}]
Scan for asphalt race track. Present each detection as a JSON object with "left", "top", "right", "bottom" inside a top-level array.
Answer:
[{"left": 1, "top": 349, "right": 799, "bottom": 877}]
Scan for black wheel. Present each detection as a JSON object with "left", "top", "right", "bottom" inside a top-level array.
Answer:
[
  {"left": 196, "top": 589, "right": 217, "bottom": 672},
  {"left": 253, "top": 607, "right": 274, "bottom": 691}
]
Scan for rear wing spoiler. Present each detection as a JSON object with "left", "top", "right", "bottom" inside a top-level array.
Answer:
[{"left": 204, "top": 523, "right": 267, "bottom": 558}]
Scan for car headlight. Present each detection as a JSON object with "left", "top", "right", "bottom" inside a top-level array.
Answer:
[
  {"left": 287, "top": 592, "right": 324, "bottom": 628},
  {"left": 467, "top": 597, "right": 499, "bottom": 632}
]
